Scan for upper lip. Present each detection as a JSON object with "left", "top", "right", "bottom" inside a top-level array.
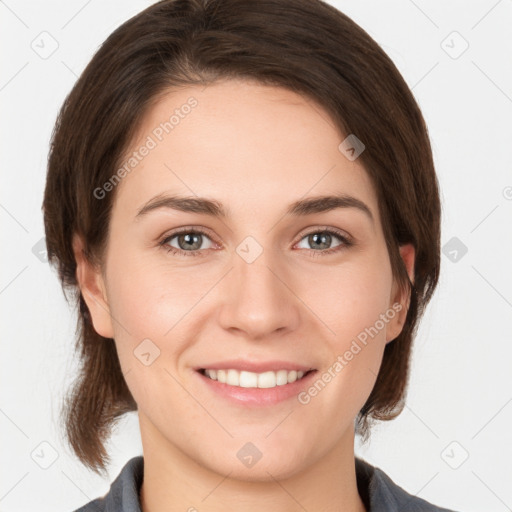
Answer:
[{"left": 194, "top": 359, "right": 315, "bottom": 373}]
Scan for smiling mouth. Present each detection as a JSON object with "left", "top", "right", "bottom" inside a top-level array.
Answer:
[{"left": 197, "top": 368, "right": 316, "bottom": 389}]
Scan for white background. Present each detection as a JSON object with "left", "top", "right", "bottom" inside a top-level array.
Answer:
[{"left": 1, "top": 1, "right": 511, "bottom": 511}]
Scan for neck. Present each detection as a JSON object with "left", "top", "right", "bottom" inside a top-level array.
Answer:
[{"left": 139, "top": 415, "right": 366, "bottom": 512}]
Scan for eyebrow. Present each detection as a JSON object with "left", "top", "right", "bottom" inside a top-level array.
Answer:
[{"left": 135, "top": 193, "right": 374, "bottom": 224}]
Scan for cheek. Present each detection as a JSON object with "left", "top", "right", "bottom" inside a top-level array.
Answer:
[
  {"left": 103, "top": 250, "right": 220, "bottom": 387},
  {"left": 303, "top": 253, "right": 394, "bottom": 343},
  {"left": 301, "top": 254, "right": 393, "bottom": 397},
  {"left": 103, "top": 258, "right": 196, "bottom": 407},
  {"left": 106, "top": 249, "right": 202, "bottom": 337}
]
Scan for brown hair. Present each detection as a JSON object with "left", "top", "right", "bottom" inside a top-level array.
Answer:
[{"left": 43, "top": 0, "right": 441, "bottom": 475}]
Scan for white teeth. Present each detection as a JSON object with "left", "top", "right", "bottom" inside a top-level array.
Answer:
[
  {"left": 203, "top": 368, "right": 307, "bottom": 388},
  {"left": 239, "top": 370, "right": 258, "bottom": 387},
  {"left": 227, "top": 369, "right": 239, "bottom": 386},
  {"left": 257, "top": 371, "right": 276, "bottom": 388},
  {"left": 275, "top": 369, "right": 288, "bottom": 386}
]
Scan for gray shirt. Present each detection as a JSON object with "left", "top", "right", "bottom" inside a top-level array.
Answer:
[{"left": 73, "top": 456, "right": 459, "bottom": 511}]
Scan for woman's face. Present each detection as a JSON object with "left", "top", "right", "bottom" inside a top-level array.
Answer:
[{"left": 78, "top": 79, "right": 414, "bottom": 480}]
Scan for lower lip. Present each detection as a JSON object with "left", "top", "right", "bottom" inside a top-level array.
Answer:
[{"left": 195, "top": 369, "right": 318, "bottom": 407}]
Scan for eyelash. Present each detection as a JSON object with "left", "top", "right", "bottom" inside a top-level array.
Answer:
[{"left": 158, "top": 226, "right": 353, "bottom": 258}]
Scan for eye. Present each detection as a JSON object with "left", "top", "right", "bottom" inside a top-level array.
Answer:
[
  {"left": 159, "top": 227, "right": 215, "bottom": 257},
  {"left": 295, "top": 228, "right": 353, "bottom": 256},
  {"left": 159, "top": 226, "right": 353, "bottom": 258}
]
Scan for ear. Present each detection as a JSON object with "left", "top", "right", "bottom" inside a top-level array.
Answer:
[
  {"left": 386, "top": 243, "right": 415, "bottom": 344},
  {"left": 72, "top": 234, "right": 114, "bottom": 339}
]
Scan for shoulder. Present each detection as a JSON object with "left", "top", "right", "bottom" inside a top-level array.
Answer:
[
  {"left": 355, "top": 457, "right": 461, "bottom": 512},
  {"left": 72, "top": 456, "right": 144, "bottom": 512},
  {"left": 73, "top": 495, "right": 106, "bottom": 512}
]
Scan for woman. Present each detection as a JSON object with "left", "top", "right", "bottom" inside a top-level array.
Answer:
[{"left": 43, "top": 0, "right": 458, "bottom": 510}]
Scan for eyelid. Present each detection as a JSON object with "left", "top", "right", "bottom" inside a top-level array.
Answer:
[
  {"left": 159, "top": 225, "right": 219, "bottom": 248},
  {"left": 295, "top": 224, "right": 351, "bottom": 241}
]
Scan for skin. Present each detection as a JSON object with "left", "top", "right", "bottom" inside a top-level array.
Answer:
[{"left": 74, "top": 78, "right": 415, "bottom": 512}]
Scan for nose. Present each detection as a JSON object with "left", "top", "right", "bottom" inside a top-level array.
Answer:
[{"left": 217, "top": 245, "right": 301, "bottom": 340}]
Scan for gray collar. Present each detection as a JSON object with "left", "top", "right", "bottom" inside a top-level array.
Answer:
[{"left": 75, "top": 455, "right": 458, "bottom": 512}]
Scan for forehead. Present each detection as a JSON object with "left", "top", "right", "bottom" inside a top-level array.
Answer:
[{"left": 112, "top": 79, "right": 380, "bottom": 225}]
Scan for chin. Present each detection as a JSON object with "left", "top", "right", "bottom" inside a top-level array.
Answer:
[{"left": 197, "top": 442, "right": 310, "bottom": 483}]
